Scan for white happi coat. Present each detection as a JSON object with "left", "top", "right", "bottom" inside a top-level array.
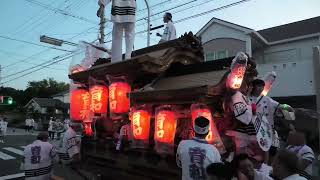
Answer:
[
  {"left": 24, "top": 140, "right": 56, "bottom": 180},
  {"left": 99, "top": 0, "right": 136, "bottom": 23},
  {"left": 250, "top": 95, "right": 280, "bottom": 148},
  {"left": 176, "top": 138, "right": 221, "bottom": 180},
  {"left": 249, "top": 96, "right": 279, "bottom": 126},
  {"left": 160, "top": 21, "right": 177, "bottom": 42},
  {"left": 99, "top": 0, "right": 136, "bottom": 62},
  {"left": 226, "top": 91, "right": 257, "bottom": 153},
  {"left": 58, "top": 127, "right": 80, "bottom": 164}
]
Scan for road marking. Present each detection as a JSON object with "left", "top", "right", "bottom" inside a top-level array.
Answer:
[
  {"left": 0, "top": 151, "right": 15, "bottom": 160},
  {"left": 0, "top": 173, "right": 25, "bottom": 180},
  {"left": 3, "top": 147, "right": 24, "bottom": 156}
]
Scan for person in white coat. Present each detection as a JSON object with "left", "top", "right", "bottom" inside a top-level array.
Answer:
[
  {"left": 97, "top": 0, "right": 136, "bottom": 62},
  {"left": 58, "top": 121, "right": 81, "bottom": 165},
  {"left": 0, "top": 118, "right": 8, "bottom": 143},
  {"left": 48, "top": 117, "right": 55, "bottom": 140},
  {"left": 176, "top": 116, "right": 221, "bottom": 180},
  {"left": 116, "top": 114, "right": 133, "bottom": 151},
  {"left": 157, "top": 12, "right": 177, "bottom": 43},
  {"left": 23, "top": 132, "right": 56, "bottom": 180}
]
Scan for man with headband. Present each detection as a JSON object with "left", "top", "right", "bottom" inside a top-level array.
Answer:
[{"left": 176, "top": 116, "right": 221, "bottom": 180}]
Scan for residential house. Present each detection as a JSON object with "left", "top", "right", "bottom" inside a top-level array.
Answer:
[
  {"left": 24, "top": 98, "right": 69, "bottom": 121},
  {"left": 196, "top": 16, "right": 320, "bottom": 109},
  {"left": 51, "top": 90, "right": 70, "bottom": 103}
]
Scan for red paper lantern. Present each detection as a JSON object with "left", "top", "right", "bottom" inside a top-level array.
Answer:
[
  {"left": 191, "top": 104, "right": 215, "bottom": 143},
  {"left": 70, "top": 88, "right": 90, "bottom": 121},
  {"left": 227, "top": 52, "right": 248, "bottom": 90},
  {"left": 131, "top": 110, "right": 151, "bottom": 141},
  {"left": 89, "top": 85, "right": 108, "bottom": 114},
  {"left": 84, "top": 122, "right": 93, "bottom": 136},
  {"left": 154, "top": 109, "right": 177, "bottom": 144},
  {"left": 109, "top": 82, "right": 131, "bottom": 114}
]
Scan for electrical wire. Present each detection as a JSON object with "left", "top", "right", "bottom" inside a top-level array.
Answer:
[
  {"left": 1, "top": 0, "right": 252, "bottom": 85},
  {"left": 2, "top": 25, "right": 97, "bottom": 69},
  {"left": 0, "top": 53, "right": 76, "bottom": 85},
  {"left": 24, "top": 0, "right": 99, "bottom": 25},
  {"left": 0, "top": 35, "right": 72, "bottom": 52}
]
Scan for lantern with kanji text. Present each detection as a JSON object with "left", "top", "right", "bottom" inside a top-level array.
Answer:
[
  {"left": 154, "top": 105, "right": 177, "bottom": 154},
  {"left": 132, "top": 109, "right": 151, "bottom": 140},
  {"left": 70, "top": 88, "right": 90, "bottom": 121},
  {"left": 89, "top": 84, "right": 108, "bottom": 114},
  {"left": 226, "top": 52, "right": 248, "bottom": 90},
  {"left": 109, "top": 81, "right": 131, "bottom": 114},
  {"left": 130, "top": 107, "right": 151, "bottom": 148}
]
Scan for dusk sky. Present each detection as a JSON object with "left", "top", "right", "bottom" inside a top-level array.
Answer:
[{"left": 0, "top": 0, "right": 319, "bottom": 90}]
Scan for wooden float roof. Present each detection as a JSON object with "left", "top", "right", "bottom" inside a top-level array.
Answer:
[{"left": 68, "top": 32, "right": 203, "bottom": 84}]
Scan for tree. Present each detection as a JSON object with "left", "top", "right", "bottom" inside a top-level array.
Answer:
[
  {"left": 1, "top": 78, "right": 69, "bottom": 110},
  {"left": 23, "top": 78, "right": 69, "bottom": 104}
]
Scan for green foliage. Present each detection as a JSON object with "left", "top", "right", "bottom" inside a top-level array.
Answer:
[{"left": 0, "top": 78, "right": 69, "bottom": 112}]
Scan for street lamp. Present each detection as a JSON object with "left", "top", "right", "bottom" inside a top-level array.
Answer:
[{"left": 40, "top": 35, "right": 78, "bottom": 46}]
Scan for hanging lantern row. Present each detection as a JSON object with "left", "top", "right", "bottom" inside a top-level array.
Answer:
[
  {"left": 129, "top": 104, "right": 225, "bottom": 154},
  {"left": 70, "top": 81, "right": 131, "bottom": 121}
]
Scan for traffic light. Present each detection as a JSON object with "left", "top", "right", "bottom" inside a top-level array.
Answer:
[{"left": 0, "top": 96, "right": 13, "bottom": 105}]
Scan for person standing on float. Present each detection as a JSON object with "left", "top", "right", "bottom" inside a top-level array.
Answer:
[{"left": 97, "top": 0, "right": 136, "bottom": 63}]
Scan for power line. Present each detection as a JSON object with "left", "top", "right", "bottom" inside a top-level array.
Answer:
[
  {"left": 106, "top": 0, "right": 252, "bottom": 42},
  {"left": 0, "top": 53, "right": 75, "bottom": 85},
  {"left": 24, "top": 0, "right": 99, "bottom": 25},
  {"left": 137, "top": 0, "right": 171, "bottom": 13},
  {"left": 0, "top": 35, "right": 72, "bottom": 52},
  {"left": 137, "top": 0, "right": 215, "bottom": 27},
  {"left": 176, "top": 0, "right": 252, "bottom": 23},
  {"left": 2, "top": 25, "right": 97, "bottom": 69},
  {"left": 1, "top": 53, "right": 73, "bottom": 80},
  {"left": 1, "top": 0, "right": 252, "bottom": 85}
]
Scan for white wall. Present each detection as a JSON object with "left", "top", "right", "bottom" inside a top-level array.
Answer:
[
  {"left": 200, "top": 23, "right": 250, "bottom": 44},
  {"left": 254, "top": 38, "right": 319, "bottom": 64},
  {"left": 53, "top": 92, "right": 70, "bottom": 103},
  {"left": 257, "top": 61, "right": 315, "bottom": 97}
]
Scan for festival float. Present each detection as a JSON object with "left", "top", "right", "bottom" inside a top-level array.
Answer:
[{"left": 68, "top": 33, "right": 259, "bottom": 179}]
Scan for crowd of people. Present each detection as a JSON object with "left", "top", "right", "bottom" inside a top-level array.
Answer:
[
  {"left": 173, "top": 74, "right": 316, "bottom": 180},
  {"left": 47, "top": 117, "right": 69, "bottom": 140},
  {"left": 23, "top": 122, "right": 81, "bottom": 180}
]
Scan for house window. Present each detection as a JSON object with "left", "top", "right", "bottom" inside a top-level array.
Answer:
[
  {"left": 205, "top": 52, "right": 215, "bottom": 61},
  {"left": 217, "top": 50, "right": 228, "bottom": 59}
]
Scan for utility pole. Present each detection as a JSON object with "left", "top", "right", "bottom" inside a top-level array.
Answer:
[
  {"left": 144, "top": 0, "right": 150, "bottom": 47},
  {"left": 99, "top": 3, "right": 106, "bottom": 44}
]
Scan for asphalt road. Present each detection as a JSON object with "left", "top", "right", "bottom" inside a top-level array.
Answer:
[
  {"left": 0, "top": 129, "right": 84, "bottom": 180},
  {"left": 0, "top": 132, "right": 35, "bottom": 179}
]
